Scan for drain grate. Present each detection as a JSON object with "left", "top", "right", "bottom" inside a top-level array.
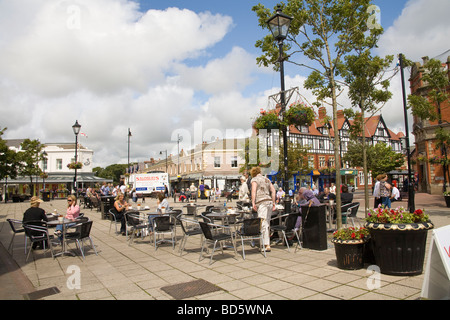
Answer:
[
  {"left": 24, "top": 287, "right": 60, "bottom": 300},
  {"left": 161, "top": 279, "right": 221, "bottom": 299}
]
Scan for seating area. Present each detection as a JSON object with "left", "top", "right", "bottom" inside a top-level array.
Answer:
[{"left": 3, "top": 196, "right": 365, "bottom": 266}]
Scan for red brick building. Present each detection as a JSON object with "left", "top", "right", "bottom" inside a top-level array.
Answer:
[{"left": 411, "top": 55, "right": 450, "bottom": 194}]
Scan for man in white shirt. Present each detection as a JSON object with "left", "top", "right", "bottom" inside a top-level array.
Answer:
[{"left": 390, "top": 186, "right": 401, "bottom": 202}]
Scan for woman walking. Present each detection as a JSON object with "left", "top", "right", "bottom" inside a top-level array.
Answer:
[{"left": 251, "top": 167, "right": 276, "bottom": 252}]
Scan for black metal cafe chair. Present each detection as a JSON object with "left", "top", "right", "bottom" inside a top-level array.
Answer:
[
  {"left": 153, "top": 216, "right": 176, "bottom": 251},
  {"left": 236, "top": 218, "right": 266, "bottom": 260},
  {"left": 23, "top": 221, "right": 55, "bottom": 261},
  {"left": 198, "top": 221, "right": 237, "bottom": 265},
  {"left": 6, "top": 219, "right": 26, "bottom": 254},
  {"left": 65, "top": 220, "right": 98, "bottom": 259},
  {"left": 270, "top": 213, "right": 302, "bottom": 252}
]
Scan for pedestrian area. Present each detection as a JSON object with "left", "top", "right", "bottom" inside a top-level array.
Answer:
[{"left": 0, "top": 193, "right": 449, "bottom": 301}]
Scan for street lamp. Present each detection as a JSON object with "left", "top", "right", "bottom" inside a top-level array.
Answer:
[
  {"left": 72, "top": 120, "right": 81, "bottom": 196},
  {"left": 127, "top": 128, "right": 132, "bottom": 184},
  {"left": 399, "top": 53, "right": 415, "bottom": 213},
  {"left": 160, "top": 150, "right": 168, "bottom": 173},
  {"left": 42, "top": 151, "right": 47, "bottom": 190},
  {"left": 267, "top": 5, "right": 293, "bottom": 213}
]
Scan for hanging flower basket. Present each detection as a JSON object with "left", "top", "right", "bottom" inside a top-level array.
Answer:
[
  {"left": 285, "top": 103, "right": 315, "bottom": 127},
  {"left": 253, "top": 109, "right": 281, "bottom": 130},
  {"left": 67, "top": 162, "right": 83, "bottom": 170}
]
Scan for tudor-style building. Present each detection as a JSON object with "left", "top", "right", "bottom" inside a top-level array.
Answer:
[{"left": 283, "top": 107, "right": 405, "bottom": 192}]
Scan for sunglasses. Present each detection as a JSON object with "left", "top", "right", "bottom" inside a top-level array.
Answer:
[{"left": 67, "top": 199, "right": 72, "bottom": 202}]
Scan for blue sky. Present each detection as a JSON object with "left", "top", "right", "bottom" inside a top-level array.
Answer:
[{"left": 0, "top": 0, "right": 449, "bottom": 167}]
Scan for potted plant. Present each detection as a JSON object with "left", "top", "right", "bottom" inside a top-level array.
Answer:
[
  {"left": 284, "top": 103, "right": 316, "bottom": 127},
  {"left": 365, "top": 206, "right": 434, "bottom": 276},
  {"left": 253, "top": 109, "right": 281, "bottom": 130},
  {"left": 331, "top": 227, "right": 370, "bottom": 270},
  {"left": 67, "top": 161, "right": 83, "bottom": 170},
  {"left": 444, "top": 191, "right": 450, "bottom": 207}
]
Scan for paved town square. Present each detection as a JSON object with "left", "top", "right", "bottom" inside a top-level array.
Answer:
[{"left": 1, "top": 191, "right": 449, "bottom": 301}]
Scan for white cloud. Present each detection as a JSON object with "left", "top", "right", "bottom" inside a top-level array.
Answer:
[
  {"left": 378, "top": 0, "right": 450, "bottom": 61},
  {"left": 0, "top": 0, "right": 255, "bottom": 167},
  {"left": 375, "top": 0, "right": 450, "bottom": 136},
  {"left": 0, "top": 1, "right": 233, "bottom": 96}
]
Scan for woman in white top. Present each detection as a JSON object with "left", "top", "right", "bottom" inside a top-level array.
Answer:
[
  {"left": 238, "top": 176, "right": 249, "bottom": 201},
  {"left": 157, "top": 192, "right": 169, "bottom": 213},
  {"left": 251, "top": 167, "right": 276, "bottom": 252}
]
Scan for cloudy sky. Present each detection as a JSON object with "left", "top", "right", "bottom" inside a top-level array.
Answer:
[{"left": 0, "top": 0, "right": 449, "bottom": 168}]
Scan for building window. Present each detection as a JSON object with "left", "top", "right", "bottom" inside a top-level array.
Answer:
[
  {"left": 319, "top": 156, "right": 326, "bottom": 168},
  {"left": 319, "top": 140, "right": 325, "bottom": 150},
  {"left": 358, "top": 171, "right": 373, "bottom": 185},
  {"left": 214, "top": 156, "right": 221, "bottom": 168},
  {"left": 43, "top": 159, "right": 48, "bottom": 171},
  {"left": 56, "top": 159, "right": 62, "bottom": 170},
  {"left": 299, "top": 125, "right": 309, "bottom": 133},
  {"left": 231, "top": 156, "right": 238, "bottom": 168},
  {"left": 328, "top": 157, "right": 335, "bottom": 168},
  {"left": 308, "top": 156, "right": 315, "bottom": 168}
]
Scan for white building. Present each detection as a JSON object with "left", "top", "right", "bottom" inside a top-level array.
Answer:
[{"left": 2, "top": 140, "right": 110, "bottom": 199}]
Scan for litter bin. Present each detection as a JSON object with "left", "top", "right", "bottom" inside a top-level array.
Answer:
[
  {"left": 41, "top": 191, "right": 51, "bottom": 202},
  {"left": 301, "top": 204, "right": 328, "bottom": 251}
]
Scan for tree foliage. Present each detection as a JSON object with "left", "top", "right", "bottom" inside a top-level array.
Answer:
[
  {"left": 253, "top": 0, "right": 384, "bottom": 228},
  {"left": 93, "top": 163, "right": 129, "bottom": 184},
  {"left": 0, "top": 128, "right": 20, "bottom": 181},
  {"left": 344, "top": 142, "right": 404, "bottom": 178},
  {"left": 17, "top": 139, "right": 44, "bottom": 196}
]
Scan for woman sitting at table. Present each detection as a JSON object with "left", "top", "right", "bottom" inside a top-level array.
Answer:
[
  {"left": 147, "top": 193, "right": 169, "bottom": 232},
  {"left": 113, "top": 193, "right": 129, "bottom": 236},
  {"left": 54, "top": 195, "right": 80, "bottom": 240},
  {"left": 23, "top": 196, "right": 49, "bottom": 249},
  {"left": 157, "top": 192, "right": 169, "bottom": 213}
]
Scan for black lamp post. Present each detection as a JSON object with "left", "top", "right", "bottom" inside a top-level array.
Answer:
[
  {"left": 160, "top": 150, "right": 168, "bottom": 173},
  {"left": 72, "top": 120, "right": 81, "bottom": 196},
  {"left": 127, "top": 128, "right": 132, "bottom": 184},
  {"left": 42, "top": 151, "right": 47, "bottom": 190},
  {"left": 399, "top": 53, "right": 415, "bottom": 213},
  {"left": 267, "top": 5, "right": 293, "bottom": 213}
]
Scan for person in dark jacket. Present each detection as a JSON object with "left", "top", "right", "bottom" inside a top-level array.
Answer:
[
  {"left": 340, "top": 184, "right": 354, "bottom": 204},
  {"left": 23, "top": 196, "right": 48, "bottom": 249}
]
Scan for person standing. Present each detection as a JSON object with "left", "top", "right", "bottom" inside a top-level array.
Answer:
[
  {"left": 373, "top": 174, "right": 382, "bottom": 208},
  {"left": 379, "top": 174, "right": 392, "bottom": 208},
  {"left": 199, "top": 182, "right": 206, "bottom": 199},
  {"left": 251, "top": 167, "right": 276, "bottom": 252},
  {"left": 113, "top": 193, "right": 130, "bottom": 236},
  {"left": 238, "top": 176, "right": 249, "bottom": 201}
]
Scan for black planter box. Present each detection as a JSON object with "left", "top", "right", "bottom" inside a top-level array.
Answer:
[{"left": 301, "top": 204, "right": 327, "bottom": 251}]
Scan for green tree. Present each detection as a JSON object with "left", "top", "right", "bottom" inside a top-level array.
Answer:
[
  {"left": 17, "top": 139, "right": 44, "bottom": 196},
  {"left": 94, "top": 164, "right": 129, "bottom": 184},
  {"left": 239, "top": 134, "right": 310, "bottom": 184},
  {"left": 344, "top": 142, "right": 404, "bottom": 178},
  {"left": 253, "top": 0, "right": 382, "bottom": 228},
  {"left": 0, "top": 128, "right": 20, "bottom": 181},
  {"left": 408, "top": 58, "right": 450, "bottom": 191},
  {"left": 341, "top": 47, "right": 394, "bottom": 216}
]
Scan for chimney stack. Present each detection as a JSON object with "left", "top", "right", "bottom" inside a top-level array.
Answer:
[{"left": 318, "top": 107, "right": 327, "bottom": 119}]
